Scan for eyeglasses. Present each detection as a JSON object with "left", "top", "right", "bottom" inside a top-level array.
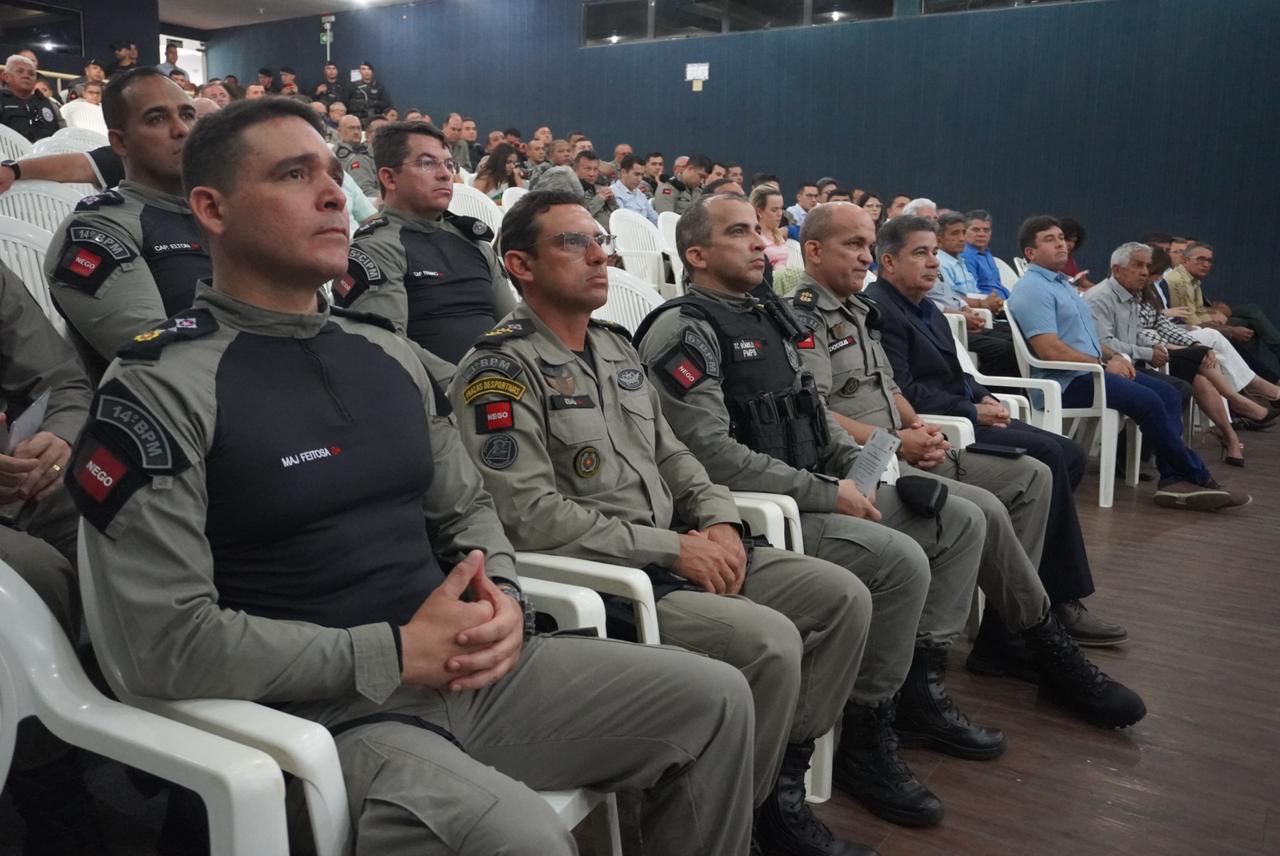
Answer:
[
  {"left": 532, "top": 232, "right": 617, "bottom": 255},
  {"left": 391, "top": 156, "right": 460, "bottom": 175}
]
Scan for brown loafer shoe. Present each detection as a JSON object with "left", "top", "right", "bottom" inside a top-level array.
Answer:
[{"left": 1052, "top": 600, "right": 1128, "bottom": 647}]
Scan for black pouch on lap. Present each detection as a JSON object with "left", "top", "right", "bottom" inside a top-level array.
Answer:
[{"left": 1166, "top": 344, "right": 1211, "bottom": 383}]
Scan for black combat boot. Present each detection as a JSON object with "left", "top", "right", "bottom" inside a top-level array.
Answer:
[
  {"left": 965, "top": 607, "right": 1041, "bottom": 684},
  {"left": 7, "top": 749, "right": 112, "bottom": 856},
  {"left": 833, "top": 700, "right": 944, "bottom": 828},
  {"left": 1022, "top": 613, "right": 1147, "bottom": 729},
  {"left": 895, "top": 643, "right": 1007, "bottom": 760},
  {"left": 755, "top": 742, "right": 878, "bottom": 856}
]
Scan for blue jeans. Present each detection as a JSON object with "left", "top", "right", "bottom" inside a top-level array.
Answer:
[{"left": 1062, "top": 371, "right": 1212, "bottom": 485}]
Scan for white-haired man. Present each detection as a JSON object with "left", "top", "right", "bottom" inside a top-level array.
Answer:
[
  {"left": 902, "top": 198, "right": 938, "bottom": 222},
  {"left": 0, "top": 53, "right": 64, "bottom": 142}
]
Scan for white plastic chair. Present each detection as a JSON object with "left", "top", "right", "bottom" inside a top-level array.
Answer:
[
  {"left": 0, "top": 179, "right": 85, "bottom": 235},
  {"left": 657, "top": 210, "right": 683, "bottom": 290},
  {"left": 1012, "top": 257, "right": 1029, "bottom": 278},
  {"left": 459, "top": 169, "right": 475, "bottom": 186},
  {"left": 0, "top": 124, "right": 33, "bottom": 161},
  {"left": 610, "top": 208, "right": 667, "bottom": 292},
  {"left": 0, "top": 215, "right": 65, "bottom": 336},
  {"left": 447, "top": 181, "right": 503, "bottom": 236},
  {"left": 78, "top": 525, "right": 622, "bottom": 856},
  {"left": 944, "top": 315, "right": 1064, "bottom": 435},
  {"left": 32, "top": 127, "right": 108, "bottom": 155},
  {"left": 995, "top": 257, "right": 1019, "bottom": 292},
  {"left": 1005, "top": 305, "right": 1140, "bottom": 508},
  {"left": 783, "top": 239, "right": 804, "bottom": 270},
  {"left": 593, "top": 266, "right": 664, "bottom": 333},
  {"left": 501, "top": 185, "right": 527, "bottom": 209},
  {"left": 1, "top": 559, "right": 293, "bottom": 856}
]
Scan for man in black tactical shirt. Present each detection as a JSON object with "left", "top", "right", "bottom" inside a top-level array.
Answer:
[
  {"left": 0, "top": 53, "right": 65, "bottom": 142},
  {"left": 66, "top": 95, "right": 755, "bottom": 856},
  {"left": 348, "top": 61, "right": 391, "bottom": 125}
]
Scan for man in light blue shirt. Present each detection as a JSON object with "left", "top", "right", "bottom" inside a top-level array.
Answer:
[
  {"left": 1007, "top": 216, "right": 1246, "bottom": 511},
  {"left": 609, "top": 153, "right": 658, "bottom": 225},
  {"left": 960, "top": 209, "right": 1008, "bottom": 298},
  {"left": 931, "top": 212, "right": 1018, "bottom": 375}
]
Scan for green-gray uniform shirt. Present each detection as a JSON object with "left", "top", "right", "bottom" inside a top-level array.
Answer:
[
  {"left": 334, "top": 141, "right": 378, "bottom": 197},
  {"left": 581, "top": 180, "right": 618, "bottom": 231},
  {"left": 66, "top": 284, "right": 756, "bottom": 855},
  {"left": 448, "top": 303, "right": 869, "bottom": 804},
  {"left": 335, "top": 206, "right": 515, "bottom": 365},
  {"left": 525, "top": 160, "right": 552, "bottom": 189},
  {"left": 45, "top": 182, "right": 211, "bottom": 381},
  {"left": 652, "top": 177, "right": 699, "bottom": 215},
  {"left": 450, "top": 139, "right": 473, "bottom": 172}
]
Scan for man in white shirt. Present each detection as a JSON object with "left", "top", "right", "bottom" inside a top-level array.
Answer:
[
  {"left": 156, "top": 43, "right": 186, "bottom": 78},
  {"left": 609, "top": 153, "right": 658, "bottom": 224},
  {"left": 59, "top": 81, "right": 108, "bottom": 136},
  {"left": 785, "top": 180, "right": 818, "bottom": 226}
]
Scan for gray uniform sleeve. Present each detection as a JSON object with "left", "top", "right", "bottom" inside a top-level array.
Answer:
[
  {"left": 344, "top": 231, "right": 412, "bottom": 335},
  {"left": 652, "top": 186, "right": 676, "bottom": 214},
  {"left": 78, "top": 357, "right": 401, "bottom": 704},
  {"left": 794, "top": 307, "right": 833, "bottom": 397},
  {"left": 635, "top": 311, "right": 841, "bottom": 513},
  {"left": 0, "top": 262, "right": 90, "bottom": 443},
  {"left": 449, "top": 348, "right": 684, "bottom": 567},
  {"left": 45, "top": 210, "right": 166, "bottom": 363}
]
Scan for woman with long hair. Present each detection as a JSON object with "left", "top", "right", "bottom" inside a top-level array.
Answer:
[
  {"left": 473, "top": 142, "right": 523, "bottom": 200},
  {"left": 750, "top": 185, "right": 791, "bottom": 271},
  {"left": 854, "top": 191, "right": 884, "bottom": 229}
]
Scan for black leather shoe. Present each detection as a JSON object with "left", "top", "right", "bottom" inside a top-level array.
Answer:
[
  {"left": 1023, "top": 614, "right": 1147, "bottom": 728},
  {"left": 1052, "top": 600, "right": 1128, "bottom": 646},
  {"left": 756, "top": 742, "right": 878, "bottom": 855},
  {"left": 895, "top": 643, "right": 1006, "bottom": 760},
  {"left": 834, "top": 700, "right": 944, "bottom": 828},
  {"left": 966, "top": 608, "right": 1041, "bottom": 684}
]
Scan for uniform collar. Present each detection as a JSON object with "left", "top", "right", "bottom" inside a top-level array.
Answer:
[
  {"left": 689, "top": 283, "right": 758, "bottom": 311},
  {"left": 511, "top": 302, "right": 630, "bottom": 365},
  {"left": 797, "top": 272, "right": 847, "bottom": 312},
  {"left": 383, "top": 205, "right": 447, "bottom": 234},
  {"left": 118, "top": 179, "right": 191, "bottom": 214},
  {"left": 193, "top": 281, "right": 331, "bottom": 339}
]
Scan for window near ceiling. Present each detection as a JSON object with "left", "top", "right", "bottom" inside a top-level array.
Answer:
[
  {"left": 654, "top": 1, "right": 722, "bottom": 40},
  {"left": 724, "top": 0, "right": 805, "bottom": 33},
  {"left": 921, "top": 0, "right": 1077, "bottom": 13},
  {"left": 811, "top": 1, "right": 895, "bottom": 24},
  {"left": 0, "top": 1, "right": 83, "bottom": 56},
  {"left": 583, "top": 0, "right": 649, "bottom": 46}
]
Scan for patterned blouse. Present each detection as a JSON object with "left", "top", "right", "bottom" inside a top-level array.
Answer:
[{"left": 1136, "top": 295, "right": 1199, "bottom": 348}]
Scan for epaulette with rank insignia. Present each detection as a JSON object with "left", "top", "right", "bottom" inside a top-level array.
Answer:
[
  {"left": 444, "top": 211, "right": 495, "bottom": 243},
  {"left": 794, "top": 287, "right": 819, "bottom": 308},
  {"left": 74, "top": 189, "right": 125, "bottom": 212},
  {"left": 116, "top": 308, "right": 219, "bottom": 361},
  {"left": 330, "top": 304, "right": 396, "bottom": 332},
  {"left": 353, "top": 216, "right": 389, "bottom": 238},
  {"left": 588, "top": 318, "right": 632, "bottom": 339},
  {"left": 474, "top": 319, "right": 534, "bottom": 349}
]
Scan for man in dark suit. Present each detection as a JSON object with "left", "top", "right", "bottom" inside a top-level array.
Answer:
[{"left": 865, "top": 216, "right": 1125, "bottom": 647}]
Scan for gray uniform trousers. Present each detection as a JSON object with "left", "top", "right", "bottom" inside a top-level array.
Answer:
[
  {"left": 799, "top": 485, "right": 985, "bottom": 704},
  {"left": 902, "top": 451, "right": 1054, "bottom": 632},
  {"left": 655, "top": 544, "right": 869, "bottom": 804},
  {"left": 283, "top": 634, "right": 755, "bottom": 856}
]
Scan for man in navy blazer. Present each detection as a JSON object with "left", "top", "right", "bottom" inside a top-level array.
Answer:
[{"left": 865, "top": 216, "right": 1125, "bottom": 647}]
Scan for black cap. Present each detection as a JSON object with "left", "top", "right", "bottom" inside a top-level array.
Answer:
[
  {"left": 258, "top": 67, "right": 272, "bottom": 76},
  {"left": 280, "top": 66, "right": 295, "bottom": 75},
  {"left": 85, "top": 58, "right": 101, "bottom": 68}
]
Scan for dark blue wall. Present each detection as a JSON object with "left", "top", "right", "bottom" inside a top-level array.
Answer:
[
  {"left": 207, "top": 0, "right": 1280, "bottom": 314},
  {"left": 2, "top": 0, "right": 161, "bottom": 75}
]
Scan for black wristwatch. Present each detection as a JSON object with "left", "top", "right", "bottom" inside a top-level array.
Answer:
[
  {"left": 1, "top": 160, "right": 21, "bottom": 181},
  {"left": 497, "top": 582, "right": 537, "bottom": 640}
]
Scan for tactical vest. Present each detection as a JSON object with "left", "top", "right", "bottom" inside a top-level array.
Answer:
[
  {"left": 637, "top": 288, "right": 829, "bottom": 470},
  {"left": 138, "top": 205, "right": 211, "bottom": 317},
  {"left": 400, "top": 216, "right": 498, "bottom": 364}
]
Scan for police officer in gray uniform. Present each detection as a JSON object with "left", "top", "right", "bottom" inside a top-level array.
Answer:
[
  {"left": 0, "top": 259, "right": 104, "bottom": 853},
  {"left": 0, "top": 53, "right": 64, "bottom": 142},
  {"left": 45, "top": 69, "right": 209, "bottom": 381},
  {"left": 333, "top": 113, "right": 379, "bottom": 197},
  {"left": 653, "top": 153, "right": 710, "bottom": 216},
  {"left": 449, "top": 190, "right": 876, "bottom": 856},
  {"left": 635, "top": 193, "right": 998, "bottom": 829},
  {"left": 790, "top": 202, "right": 1146, "bottom": 729},
  {"left": 66, "top": 97, "right": 755, "bottom": 856},
  {"left": 334, "top": 122, "right": 514, "bottom": 364}
]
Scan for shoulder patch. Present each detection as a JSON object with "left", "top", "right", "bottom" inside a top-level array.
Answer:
[
  {"left": 353, "top": 216, "right": 389, "bottom": 238},
  {"left": 334, "top": 245, "right": 386, "bottom": 306},
  {"left": 64, "top": 378, "right": 193, "bottom": 533},
  {"left": 463, "top": 376, "right": 527, "bottom": 403},
  {"left": 479, "top": 433, "right": 519, "bottom": 470},
  {"left": 462, "top": 353, "right": 525, "bottom": 383},
  {"left": 329, "top": 304, "right": 396, "bottom": 332},
  {"left": 588, "top": 318, "right": 632, "bottom": 338},
  {"left": 73, "top": 189, "right": 126, "bottom": 212},
  {"left": 474, "top": 319, "right": 535, "bottom": 349},
  {"left": 444, "top": 211, "right": 494, "bottom": 242},
  {"left": 682, "top": 329, "right": 721, "bottom": 377},
  {"left": 116, "top": 308, "right": 219, "bottom": 361},
  {"left": 52, "top": 220, "right": 137, "bottom": 294}
]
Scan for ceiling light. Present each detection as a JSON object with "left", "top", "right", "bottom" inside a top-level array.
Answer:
[
  {"left": 41, "top": 40, "right": 55, "bottom": 50},
  {"left": 607, "top": 34, "right": 621, "bottom": 44},
  {"left": 830, "top": 11, "right": 844, "bottom": 21}
]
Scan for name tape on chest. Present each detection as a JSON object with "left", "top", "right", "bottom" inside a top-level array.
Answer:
[
  {"left": 731, "top": 339, "right": 765, "bottom": 361},
  {"left": 548, "top": 394, "right": 595, "bottom": 410},
  {"left": 829, "top": 335, "right": 856, "bottom": 354}
]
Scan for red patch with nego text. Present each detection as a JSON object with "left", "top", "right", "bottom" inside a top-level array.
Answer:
[
  {"left": 77, "top": 445, "right": 126, "bottom": 502},
  {"left": 475, "top": 400, "right": 515, "bottom": 433},
  {"left": 68, "top": 248, "right": 103, "bottom": 278},
  {"left": 797, "top": 334, "right": 815, "bottom": 349}
]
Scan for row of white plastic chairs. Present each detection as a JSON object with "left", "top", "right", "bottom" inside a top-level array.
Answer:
[{"left": 0, "top": 124, "right": 108, "bottom": 162}]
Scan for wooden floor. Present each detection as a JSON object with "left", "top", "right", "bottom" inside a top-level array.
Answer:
[{"left": 2, "top": 428, "right": 1276, "bottom": 855}]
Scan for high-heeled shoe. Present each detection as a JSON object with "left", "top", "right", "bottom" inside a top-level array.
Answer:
[{"left": 1209, "top": 427, "right": 1245, "bottom": 467}]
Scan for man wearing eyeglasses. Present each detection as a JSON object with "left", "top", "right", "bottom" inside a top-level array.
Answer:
[
  {"left": 448, "top": 189, "right": 876, "bottom": 856},
  {"left": 335, "top": 121, "right": 515, "bottom": 364},
  {"left": 1166, "top": 242, "right": 1280, "bottom": 381}
]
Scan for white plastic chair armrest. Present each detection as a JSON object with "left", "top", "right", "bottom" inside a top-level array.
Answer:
[
  {"left": 521, "top": 577, "right": 608, "bottom": 637},
  {"left": 945, "top": 313, "right": 969, "bottom": 350},
  {"left": 920, "top": 414, "right": 976, "bottom": 447},
  {"left": 730, "top": 491, "right": 804, "bottom": 552},
  {"left": 972, "top": 308, "right": 994, "bottom": 328},
  {"left": 972, "top": 374, "right": 1063, "bottom": 433},
  {"left": 515, "top": 553, "right": 660, "bottom": 644},
  {"left": 732, "top": 495, "right": 786, "bottom": 549},
  {"left": 992, "top": 392, "right": 1031, "bottom": 421}
]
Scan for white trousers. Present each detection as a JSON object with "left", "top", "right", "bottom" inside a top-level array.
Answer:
[{"left": 1187, "top": 327, "right": 1255, "bottom": 391}]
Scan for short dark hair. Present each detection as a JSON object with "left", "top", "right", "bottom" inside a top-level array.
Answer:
[
  {"left": 712, "top": 161, "right": 726, "bottom": 171},
  {"left": 685, "top": 154, "right": 712, "bottom": 172},
  {"left": 816, "top": 177, "right": 838, "bottom": 192},
  {"left": 102, "top": 67, "right": 173, "bottom": 132},
  {"left": 1059, "top": 217, "right": 1086, "bottom": 249},
  {"left": 1148, "top": 244, "right": 1173, "bottom": 277},
  {"left": 503, "top": 127, "right": 521, "bottom": 138},
  {"left": 324, "top": 61, "right": 338, "bottom": 69},
  {"left": 360, "top": 61, "right": 374, "bottom": 70},
  {"left": 702, "top": 178, "right": 739, "bottom": 195},
  {"left": 644, "top": 151, "right": 663, "bottom": 162},
  {"left": 619, "top": 153, "right": 640, "bottom": 171},
  {"left": 751, "top": 172, "right": 779, "bottom": 188},
  {"left": 726, "top": 162, "right": 741, "bottom": 170},
  {"left": 257, "top": 67, "right": 272, "bottom": 76},
  {"left": 498, "top": 188, "right": 585, "bottom": 257},
  {"left": 964, "top": 208, "right": 993, "bottom": 225},
  {"left": 797, "top": 181, "right": 818, "bottom": 192},
  {"left": 574, "top": 149, "right": 599, "bottom": 165},
  {"left": 676, "top": 193, "right": 748, "bottom": 275},
  {"left": 877, "top": 215, "right": 936, "bottom": 258},
  {"left": 936, "top": 211, "right": 966, "bottom": 232},
  {"left": 371, "top": 121, "right": 445, "bottom": 193},
  {"left": 183, "top": 96, "right": 325, "bottom": 197},
  {"left": 1017, "top": 215, "right": 1062, "bottom": 252}
]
